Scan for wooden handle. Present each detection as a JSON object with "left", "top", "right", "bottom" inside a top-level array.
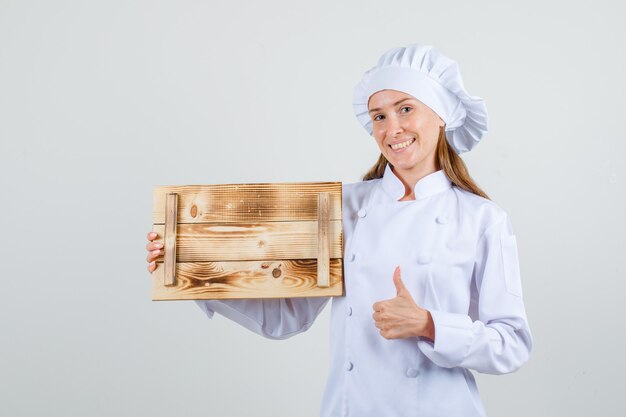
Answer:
[
  {"left": 164, "top": 193, "right": 178, "bottom": 286},
  {"left": 317, "top": 192, "right": 330, "bottom": 288}
]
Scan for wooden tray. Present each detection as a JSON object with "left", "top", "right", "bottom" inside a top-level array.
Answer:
[{"left": 151, "top": 182, "right": 344, "bottom": 300}]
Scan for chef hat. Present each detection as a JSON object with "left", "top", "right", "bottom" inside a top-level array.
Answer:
[{"left": 352, "top": 43, "right": 488, "bottom": 154}]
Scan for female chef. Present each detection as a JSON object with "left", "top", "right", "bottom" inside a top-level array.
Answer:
[{"left": 145, "top": 43, "right": 533, "bottom": 417}]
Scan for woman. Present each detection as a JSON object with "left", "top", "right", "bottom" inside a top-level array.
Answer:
[{"left": 145, "top": 43, "right": 532, "bottom": 417}]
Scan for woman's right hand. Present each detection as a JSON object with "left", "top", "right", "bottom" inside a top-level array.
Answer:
[{"left": 146, "top": 231, "right": 163, "bottom": 273}]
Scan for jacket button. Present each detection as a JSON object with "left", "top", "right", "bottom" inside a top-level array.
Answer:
[
  {"left": 357, "top": 208, "right": 367, "bottom": 218},
  {"left": 417, "top": 253, "right": 432, "bottom": 265},
  {"left": 436, "top": 215, "right": 448, "bottom": 224},
  {"left": 346, "top": 306, "right": 352, "bottom": 316},
  {"left": 406, "top": 367, "right": 419, "bottom": 378},
  {"left": 346, "top": 361, "right": 354, "bottom": 371}
]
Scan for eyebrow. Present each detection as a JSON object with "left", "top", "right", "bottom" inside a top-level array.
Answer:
[{"left": 368, "top": 98, "right": 414, "bottom": 114}]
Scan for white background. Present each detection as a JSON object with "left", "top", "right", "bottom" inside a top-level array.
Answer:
[{"left": 1, "top": 0, "right": 624, "bottom": 416}]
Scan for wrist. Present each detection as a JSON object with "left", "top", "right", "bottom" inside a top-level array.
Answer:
[{"left": 422, "top": 310, "right": 435, "bottom": 341}]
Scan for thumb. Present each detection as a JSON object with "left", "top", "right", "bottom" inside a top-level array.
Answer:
[{"left": 393, "top": 266, "right": 407, "bottom": 296}]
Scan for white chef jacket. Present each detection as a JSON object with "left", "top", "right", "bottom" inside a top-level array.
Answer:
[{"left": 195, "top": 164, "right": 533, "bottom": 417}]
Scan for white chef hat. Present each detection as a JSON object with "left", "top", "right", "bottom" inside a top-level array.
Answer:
[{"left": 352, "top": 43, "right": 488, "bottom": 154}]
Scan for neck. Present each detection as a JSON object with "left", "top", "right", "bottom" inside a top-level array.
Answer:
[{"left": 391, "top": 162, "right": 438, "bottom": 200}]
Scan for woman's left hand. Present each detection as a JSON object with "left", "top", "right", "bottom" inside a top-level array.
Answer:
[{"left": 372, "top": 266, "right": 435, "bottom": 341}]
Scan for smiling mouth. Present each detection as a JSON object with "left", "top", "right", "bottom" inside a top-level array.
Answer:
[{"left": 389, "top": 137, "right": 415, "bottom": 150}]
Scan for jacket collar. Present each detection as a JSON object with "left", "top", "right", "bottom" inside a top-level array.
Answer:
[{"left": 380, "top": 163, "right": 453, "bottom": 201}]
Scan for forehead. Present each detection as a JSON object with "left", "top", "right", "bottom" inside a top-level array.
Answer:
[{"left": 367, "top": 89, "right": 422, "bottom": 109}]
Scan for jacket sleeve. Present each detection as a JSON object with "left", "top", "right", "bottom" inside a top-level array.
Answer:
[
  {"left": 416, "top": 213, "right": 533, "bottom": 375},
  {"left": 194, "top": 296, "right": 331, "bottom": 340}
]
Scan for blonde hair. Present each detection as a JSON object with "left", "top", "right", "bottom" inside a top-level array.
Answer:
[{"left": 362, "top": 125, "right": 490, "bottom": 200}]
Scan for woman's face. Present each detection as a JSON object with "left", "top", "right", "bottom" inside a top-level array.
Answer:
[{"left": 367, "top": 89, "right": 444, "bottom": 174}]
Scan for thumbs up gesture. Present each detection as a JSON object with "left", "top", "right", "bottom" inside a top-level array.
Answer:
[{"left": 372, "top": 266, "right": 435, "bottom": 341}]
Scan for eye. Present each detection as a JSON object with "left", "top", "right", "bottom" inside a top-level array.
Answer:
[
  {"left": 400, "top": 106, "right": 412, "bottom": 113},
  {"left": 373, "top": 114, "right": 384, "bottom": 122}
]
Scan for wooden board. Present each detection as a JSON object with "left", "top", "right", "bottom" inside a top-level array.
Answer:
[{"left": 151, "top": 182, "right": 344, "bottom": 300}]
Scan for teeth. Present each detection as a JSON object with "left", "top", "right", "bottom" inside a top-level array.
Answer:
[{"left": 390, "top": 138, "right": 415, "bottom": 150}]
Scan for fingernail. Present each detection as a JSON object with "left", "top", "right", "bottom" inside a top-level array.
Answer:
[
  {"left": 155, "top": 243, "right": 163, "bottom": 248},
  {"left": 150, "top": 261, "right": 155, "bottom": 266},
  {"left": 152, "top": 249, "right": 160, "bottom": 255},
  {"left": 150, "top": 232, "right": 156, "bottom": 237}
]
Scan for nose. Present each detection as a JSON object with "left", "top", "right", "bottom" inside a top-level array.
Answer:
[{"left": 386, "top": 114, "right": 404, "bottom": 136}]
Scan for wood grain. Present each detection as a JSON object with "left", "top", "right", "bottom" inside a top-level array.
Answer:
[
  {"left": 164, "top": 193, "right": 178, "bottom": 286},
  {"left": 150, "top": 220, "right": 342, "bottom": 262},
  {"left": 153, "top": 182, "right": 342, "bottom": 224},
  {"left": 151, "top": 259, "right": 344, "bottom": 300},
  {"left": 151, "top": 182, "right": 343, "bottom": 300},
  {"left": 317, "top": 192, "right": 330, "bottom": 288}
]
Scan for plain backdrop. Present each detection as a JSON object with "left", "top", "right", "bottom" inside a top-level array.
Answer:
[{"left": 1, "top": 0, "right": 624, "bottom": 416}]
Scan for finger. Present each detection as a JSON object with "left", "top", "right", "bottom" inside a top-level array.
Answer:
[
  {"left": 147, "top": 232, "right": 158, "bottom": 241},
  {"left": 393, "top": 266, "right": 407, "bottom": 295},
  {"left": 373, "top": 301, "right": 382, "bottom": 312},
  {"left": 148, "top": 261, "right": 156, "bottom": 273},
  {"left": 146, "top": 249, "right": 162, "bottom": 262},
  {"left": 383, "top": 329, "right": 396, "bottom": 340},
  {"left": 146, "top": 241, "right": 164, "bottom": 251}
]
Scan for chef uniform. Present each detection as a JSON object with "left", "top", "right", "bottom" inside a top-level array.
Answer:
[{"left": 194, "top": 43, "right": 533, "bottom": 417}]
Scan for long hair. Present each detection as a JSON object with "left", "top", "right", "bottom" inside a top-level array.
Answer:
[{"left": 361, "top": 125, "right": 490, "bottom": 200}]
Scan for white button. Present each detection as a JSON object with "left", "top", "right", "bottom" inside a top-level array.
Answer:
[
  {"left": 436, "top": 215, "right": 448, "bottom": 224},
  {"left": 357, "top": 208, "right": 367, "bottom": 218},
  {"left": 417, "top": 253, "right": 432, "bottom": 265},
  {"left": 346, "top": 361, "right": 354, "bottom": 371},
  {"left": 406, "top": 367, "right": 419, "bottom": 378},
  {"left": 346, "top": 306, "right": 352, "bottom": 316},
  {"left": 349, "top": 253, "right": 356, "bottom": 262}
]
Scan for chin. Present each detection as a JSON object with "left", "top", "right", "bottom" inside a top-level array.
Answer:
[
  {"left": 395, "top": 163, "right": 419, "bottom": 172},
  {"left": 388, "top": 156, "right": 419, "bottom": 170}
]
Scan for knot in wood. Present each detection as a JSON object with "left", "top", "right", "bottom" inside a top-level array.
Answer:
[{"left": 272, "top": 267, "right": 282, "bottom": 278}]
